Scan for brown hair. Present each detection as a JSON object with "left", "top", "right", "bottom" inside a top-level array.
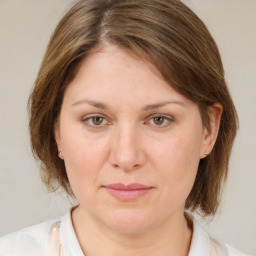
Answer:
[{"left": 29, "top": 0, "right": 238, "bottom": 216}]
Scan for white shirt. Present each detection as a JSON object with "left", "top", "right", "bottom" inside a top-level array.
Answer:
[{"left": 0, "top": 210, "right": 249, "bottom": 256}]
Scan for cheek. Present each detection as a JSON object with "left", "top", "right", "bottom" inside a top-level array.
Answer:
[
  {"left": 59, "top": 125, "right": 109, "bottom": 196},
  {"left": 156, "top": 134, "right": 201, "bottom": 169},
  {"left": 153, "top": 134, "right": 201, "bottom": 197}
]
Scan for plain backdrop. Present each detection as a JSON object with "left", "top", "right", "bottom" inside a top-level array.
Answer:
[{"left": 0, "top": 0, "right": 255, "bottom": 255}]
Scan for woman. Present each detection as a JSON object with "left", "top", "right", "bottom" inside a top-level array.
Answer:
[{"left": 0, "top": 0, "right": 249, "bottom": 255}]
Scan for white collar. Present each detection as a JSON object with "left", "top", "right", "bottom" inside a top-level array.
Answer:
[
  {"left": 188, "top": 214, "right": 210, "bottom": 256},
  {"left": 60, "top": 210, "right": 210, "bottom": 256}
]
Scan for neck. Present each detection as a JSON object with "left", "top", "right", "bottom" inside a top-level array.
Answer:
[{"left": 72, "top": 206, "right": 192, "bottom": 256}]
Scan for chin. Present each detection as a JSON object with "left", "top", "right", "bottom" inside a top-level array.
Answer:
[{"left": 102, "top": 209, "right": 157, "bottom": 234}]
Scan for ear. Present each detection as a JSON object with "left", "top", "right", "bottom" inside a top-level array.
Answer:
[
  {"left": 54, "top": 120, "right": 64, "bottom": 159},
  {"left": 200, "top": 103, "right": 223, "bottom": 158}
]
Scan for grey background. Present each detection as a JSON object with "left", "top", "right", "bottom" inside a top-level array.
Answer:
[{"left": 0, "top": 0, "right": 255, "bottom": 255}]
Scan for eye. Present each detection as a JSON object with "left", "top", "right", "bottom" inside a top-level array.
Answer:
[
  {"left": 82, "top": 115, "right": 108, "bottom": 127},
  {"left": 148, "top": 115, "right": 173, "bottom": 127},
  {"left": 153, "top": 116, "right": 165, "bottom": 125}
]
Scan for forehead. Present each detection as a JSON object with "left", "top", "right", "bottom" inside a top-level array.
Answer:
[
  {"left": 62, "top": 45, "right": 196, "bottom": 111},
  {"left": 73, "top": 45, "right": 163, "bottom": 87}
]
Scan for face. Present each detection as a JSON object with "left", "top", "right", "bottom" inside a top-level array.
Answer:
[{"left": 55, "top": 45, "right": 212, "bottom": 234}]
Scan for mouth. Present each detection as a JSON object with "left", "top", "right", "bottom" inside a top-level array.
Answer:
[{"left": 102, "top": 183, "right": 154, "bottom": 201}]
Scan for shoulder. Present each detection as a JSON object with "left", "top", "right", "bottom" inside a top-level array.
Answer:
[
  {"left": 210, "top": 237, "right": 250, "bottom": 256},
  {"left": 0, "top": 217, "right": 61, "bottom": 256},
  {"left": 224, "top": 243, "right": 251, "bottom": 256},
  {"left": 188, "top": 213, "right": 251, "bottom": 256}
]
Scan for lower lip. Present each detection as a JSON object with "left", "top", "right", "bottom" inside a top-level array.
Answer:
[{"left": 104, "top": 187, "right": 152, "bottom": 201}]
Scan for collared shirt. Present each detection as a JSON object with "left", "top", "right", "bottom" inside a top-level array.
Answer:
[{"left": 0, "top": 210, "right": 250, "bottom": 256}]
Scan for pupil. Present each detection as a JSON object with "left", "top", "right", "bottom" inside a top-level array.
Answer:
[
  {"left": 154, "top": 117, "right": 164, "bottom": 125},
  {"left": 93, "top": 117, "right": 103, "bottom": 125}
]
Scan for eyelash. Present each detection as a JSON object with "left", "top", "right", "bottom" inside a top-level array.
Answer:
[
  {"left": 147, "top": 115, "right": 174, "bottom": 128},
  {"left": 81, "top": 114, "right": 174, "bottom": 128},
  {"left": 82, "top": 115, "right": 109, "bottom": 128}
]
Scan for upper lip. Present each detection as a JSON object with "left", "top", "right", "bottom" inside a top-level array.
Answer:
[{"left": 104, "top": 183, "right": 152, "bottom": 190}]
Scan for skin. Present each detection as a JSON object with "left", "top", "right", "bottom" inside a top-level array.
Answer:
[{"left": 55, "top": 44, "right": 222, "bottom": 256}]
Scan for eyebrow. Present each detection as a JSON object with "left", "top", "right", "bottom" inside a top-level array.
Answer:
[
  {"left": 72, "top": 99, "right": 108, "bottom": 109},
  {"left": 142, "top": 101, "right": 185, "bottom": 111},
  {"left": 71, "top": 99, "right": 185, "bottom": 110}
]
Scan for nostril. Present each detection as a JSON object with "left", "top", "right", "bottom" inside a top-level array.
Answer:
[
  {"left": 111, "top": 162, "right": 140, "bottom": 171},
  {"left": 109, "top": 144, "right": 146, "bottom": 171}
]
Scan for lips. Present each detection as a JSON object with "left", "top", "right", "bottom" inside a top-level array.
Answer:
[
  {"left": 106, "top": 183, "right": 152, "bottom": 190},
  {"left": 103, "top": 183, "right": 153, "bottom": 201}
]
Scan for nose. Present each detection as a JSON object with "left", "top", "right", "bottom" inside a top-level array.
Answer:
[{"left": 108, "top": 125, "right": 146, "bottom": 172}]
